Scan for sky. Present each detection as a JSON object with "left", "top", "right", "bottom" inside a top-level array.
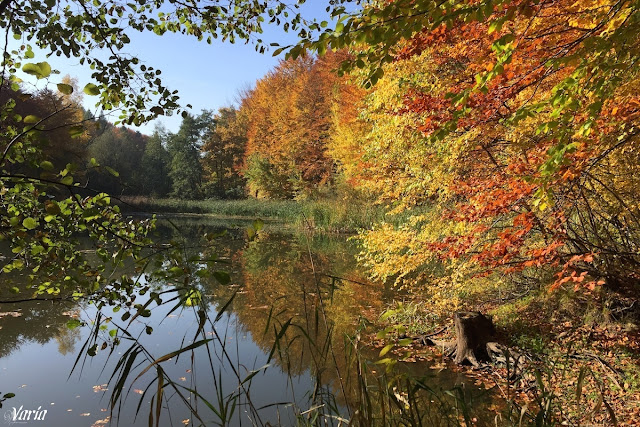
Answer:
[{"left": 10, "top": 1, "right": 337, "bottom": 134}]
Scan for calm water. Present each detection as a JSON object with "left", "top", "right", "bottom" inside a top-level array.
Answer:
[{"left": 0, "top": 218, "right": 495, "bottom": 426}]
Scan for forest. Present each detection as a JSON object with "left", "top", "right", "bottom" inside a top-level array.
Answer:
[{"left": 2, "top": 0, "right": 640, "bottom": 425}]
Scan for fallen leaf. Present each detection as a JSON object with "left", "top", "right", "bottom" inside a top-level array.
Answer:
[
  {"left": 0, "top": 312, "right": 22, "bottom": 318},
  {"left": 92, "top": 416, "right": 110, "bottom": 426},
  {"left": 93, "top": 384, "right": 108, "bottom": 393}
]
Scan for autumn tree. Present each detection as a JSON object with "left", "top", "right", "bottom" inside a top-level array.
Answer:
[
  {"left": 242, "top": 52, "right": 352, "bottom": 199},
  {"left": 289, "top": 0, "right": 640, "bottom": 299}
]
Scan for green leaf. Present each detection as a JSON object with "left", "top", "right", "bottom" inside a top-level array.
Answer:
[
  {"left": 66, "top": 319, "right": 83, "bottom": 329},
  {"left": 150, "top": 106, "right": 164, "bottom": 115},
  {"left": 69, "top": 125, "right": 84, "bottom": 138},
  {"left": 22, "top": 62, "right": 52, "bottom": 79},
  {"left": 398, "top": 338, "right": 413, "bottom": 346},
  {"left": 22, "top": 217, "right": 37, "bottom": 230},
  {"left": 213, "top": 271, "right": 230, "bottom": 285},
  {"left": 246, "top": 227, "right": 255, "bottom": 240},
  {"left": 252, "top": 218, "right": 264, "bottom": 232},
  {"left": 104, "top": 166, "right": 119, "bottom": 177},
  {"left": 83, "top": 83, "right": 100, "bottom": 96},
  {"left": 40, "top": 160, "right": 53, "bottom": 170},
  {"left": 23, "top": 115, "right": 39, "bottom": 124},
  {"left": 379, "top": 343, "right": 394, "bottom": 357},
  {"left": 57, "top": 83, "right": 74, "bottom": 95},
  {"left": 87, "top": 344, "right": 98, "bottom": 356}
]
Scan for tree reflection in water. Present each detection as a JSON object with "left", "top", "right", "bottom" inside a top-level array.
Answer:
[{"left": 0, "top": 218, "right": 499, "bottom": 426}]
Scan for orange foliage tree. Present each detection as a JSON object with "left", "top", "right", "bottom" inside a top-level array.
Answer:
[
  {"left": 241, "top": 52, "right": 352, "bottom": 199},
  {"left": 290, "top": 0, "right": 640, "bottom": 299}
]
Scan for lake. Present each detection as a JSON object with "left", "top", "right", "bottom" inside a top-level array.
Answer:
[{"left": 0, "top": 217, "right": 496, "bottom": 426}]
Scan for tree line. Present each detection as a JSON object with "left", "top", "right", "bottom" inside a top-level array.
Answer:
[{"left": 2, "top": 78, "right": 248, "bottom": 200}]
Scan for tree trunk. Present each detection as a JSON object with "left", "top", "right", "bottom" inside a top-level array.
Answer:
[{"left": 451, "top": 311, "right": 495, "bottom": 366}]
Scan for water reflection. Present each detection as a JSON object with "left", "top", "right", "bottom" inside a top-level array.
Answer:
[
  {"left": 0, "top": 301, "right": 80, "bottom": 359},
  {"left": 0, "top": 218, "right": 497, "bottom": 426}
]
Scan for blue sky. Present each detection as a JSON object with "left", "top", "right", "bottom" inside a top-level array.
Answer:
[{"left": 10, "top": 1, "right": 336, "bottom": 134}]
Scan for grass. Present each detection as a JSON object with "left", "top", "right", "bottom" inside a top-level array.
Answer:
[{"left": 120, "top": 196, "right": 393, "bottom": 232}]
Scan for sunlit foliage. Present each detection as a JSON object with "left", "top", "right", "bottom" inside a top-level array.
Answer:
[{"left": 286, "top": 0, "right": 640, "bottom": 300}]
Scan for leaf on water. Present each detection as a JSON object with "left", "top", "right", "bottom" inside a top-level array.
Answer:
[
  {"left": 91, "top": 417, "right": 111, "bottom": 427},
  {"left": 0, "top": 312, "right": 22, "bottom": 318},
  {"left": 92, "top": 384, "right": 108, "bottom": 393}
]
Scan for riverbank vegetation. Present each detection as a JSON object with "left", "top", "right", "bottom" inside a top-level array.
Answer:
[{"left": 121, "top": 196, "right": 395, "bottom": 232}]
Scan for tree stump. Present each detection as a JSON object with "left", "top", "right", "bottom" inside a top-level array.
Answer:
[{"left": 451, "top": 311, "right": 495, "bottom": 366}]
